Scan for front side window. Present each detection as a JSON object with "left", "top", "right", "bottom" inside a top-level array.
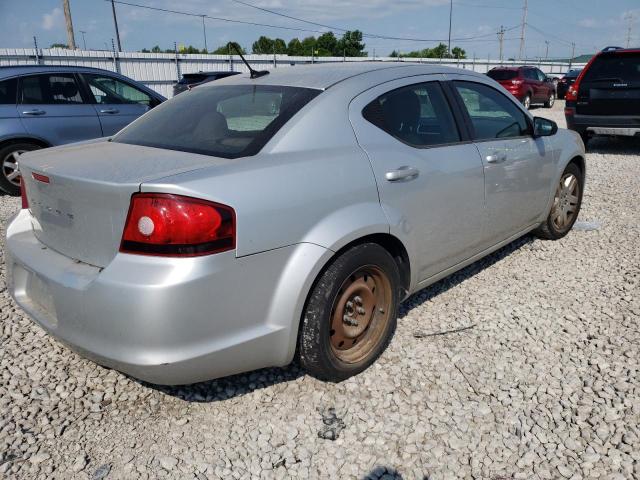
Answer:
[
  {"left": 84, "top": 74, "right": 152, "bottom": 105},
  {"left": 535, "top": 69, "right": 547, "bottom": 82},
  {"left": 362, "top": 82, "right": 460, "bottom": 147},
  {"left": 114, "top": 85, "right": 320, "bottom": 159},
  {"left": 20, "top": 74, "right": 84, "bottom": 104},
  {"left": 454, "top": 81, "right": 530, "bottom": 140},
  {"left": 0, "top": 78, "right": 17, "bottom": 104}
]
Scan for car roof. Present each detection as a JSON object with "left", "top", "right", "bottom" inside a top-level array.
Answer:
[
  {"left": 0, "top": 65, "right": 124, "bottom": 79},
  {"left": 207, "top": 61, "right": 486, "bottom": 90}
]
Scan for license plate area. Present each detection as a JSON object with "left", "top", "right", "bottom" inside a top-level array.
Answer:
[
  {"left": 587, "top": 127, "right": 640, "bottom": 136},
  {"left": 12, "top": 263, "right": 58, "bottom": 328}
]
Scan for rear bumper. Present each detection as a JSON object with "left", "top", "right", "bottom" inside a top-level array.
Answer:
[
  {"left": 5, "top": 209, "right": 330, "bottom": 385},
  {"left": 565, "top": 110, "right": 640, "bottom": 136}
]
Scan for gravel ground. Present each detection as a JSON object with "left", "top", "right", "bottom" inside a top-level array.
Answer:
[{"left": 1, "top": 101, "right": 639, "bottom": 480}]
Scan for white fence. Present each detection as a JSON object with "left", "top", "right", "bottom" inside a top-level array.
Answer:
[{"left": 0, "top": 48, "right": 586, "bottom": 98}]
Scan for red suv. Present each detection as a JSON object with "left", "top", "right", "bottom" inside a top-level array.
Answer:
[
  {"left": 487, "top": 66, "right": 556, "bottom": 109},
  {"left": 565, "top": 47, "right": 640, "bottom": 145}
]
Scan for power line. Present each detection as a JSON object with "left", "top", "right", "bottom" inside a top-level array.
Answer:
[{"left": 108, "top": 0, "right": 517, "bottom": 44}]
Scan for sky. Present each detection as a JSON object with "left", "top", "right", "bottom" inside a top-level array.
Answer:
[{"left": 0, "top": 0, "right": 638, "bottom": 59}]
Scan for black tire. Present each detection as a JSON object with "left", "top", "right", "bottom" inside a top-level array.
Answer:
[
  {"left": 544, "top": 91, "right": 555, "bottom": 108},
  {"left": 535, "top": 162, "right": 584, "bottom": 240},
  {"left": 298, "top": 243, "right": 400, "bottom": 382},
  {"left": 0, "top": 142, "right": 42, "bottom": 196},
  {"left": 522, "top": 94, "right": 532, "bottom": 110}
]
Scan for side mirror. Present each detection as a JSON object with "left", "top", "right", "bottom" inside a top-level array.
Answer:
[{"left": 533, "top": 117, "right": 558, "bottom": 137}]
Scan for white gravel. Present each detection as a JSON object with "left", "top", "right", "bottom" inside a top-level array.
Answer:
[{"left": 1, "top": 101, "right": 639, "bottom": 479}]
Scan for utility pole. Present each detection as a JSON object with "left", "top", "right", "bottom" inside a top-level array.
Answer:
[
  {"left": 569, "top": 42, "right": 576, "bottom": 70},
  {"left": 110, "top": 0, "right": 122, "bottom": 52},
  {"left": 200, "top": 15, "right": 208, "bottom": 52},
  {"left": 497, "top": 25, "right": 506, "bottom": 63},
  {"left": 518, "top": 0, "right": 528, "bottom": 61},
  {"left": 545, "top": 40, "right": 550, "bottom": 60},
  {"left": 62, "top": 0, "right": 76, "bottom": 49},
  {"left": 79, "top": 30, "right": 87, "bottom": 50},
  {"left": 625, "top": 13, "right": 634, "bottom": 48},
  {"left": 447, "top": 0, "right": 453, "bottom": 56}
]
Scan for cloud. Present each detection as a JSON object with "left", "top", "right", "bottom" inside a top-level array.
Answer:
[
  {"left": 41, "top": 7, "right": 64, "bottom": 31},
  {"left": 578, "top": 18, "right": 597, "bottom": 28}
]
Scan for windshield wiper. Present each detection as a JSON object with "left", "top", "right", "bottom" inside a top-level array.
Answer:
[{"left": 231, "top": 43, "right": 269, "bottom": 79}]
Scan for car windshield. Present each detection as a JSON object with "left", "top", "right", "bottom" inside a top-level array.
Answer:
[
  {"left": 487, "top": 70, "right": 518, "bottom": 81},
  {"left": 582, "top": 53, "right": 640, "bottom": 82},
  {"left": 114, "top": 84, "right": 320, "bottom": 158}
]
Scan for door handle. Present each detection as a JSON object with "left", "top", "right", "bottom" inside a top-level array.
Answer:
[
  {"left": 485, "top": 152, "right": 507, "bottom": 164},
  {"left": 99, "top": 108, "right": 119, "bottom": 114},
  {"left": 385, "top": 166, "right": 419, "bottom": 182},
  {"left": 22, "top": 109, "right": 46, "bottom": 116}
]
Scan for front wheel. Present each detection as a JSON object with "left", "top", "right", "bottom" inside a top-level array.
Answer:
[
  {"left": 0, "top": 142, "right": 42, "bottom": 196},
  {"left": 298, "top": 243, "right": 400, "bottom": 382},
  {"left": 535, "top": 163, "right": 584, "bottom": 240},
  {"left": 544, "top": 91, "right": 555, "bottom": 108}
]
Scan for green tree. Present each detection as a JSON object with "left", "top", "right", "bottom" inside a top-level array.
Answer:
[
  {"left": 273, "top": 38, "right": 287, "bottom": 54},
  {"left": 316, "top": 32, "right": 338, "bottom": 56},
  {"left": 50, "top": 43, "right": 68, "bottom": 49},
  {"left": 430, "top": 43, "right": 448, "bottom": 58},
  {"left": 212, "top": 42, "right": 245, "bottom": 54},
  {"left": 151, "top": 45, "right": 162, "bottom": 53},
  {"left": 252, "top": 36, "right": 274, "bottom": 54},
  {"left": 451, "top": 46, "right": 466, "bottom": 59},
  {"left": 337, "top": 30, "right": 365, "bottom": 57},
  {"left": 301, "top": 36, "right": 317, "bottom": 56},
  {"left": 287, "top": 38, "right": 304, "bottom": 56}
]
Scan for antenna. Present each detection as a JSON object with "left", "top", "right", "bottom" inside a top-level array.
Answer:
[{"left": 230, "top": 43, "right": 269, "bottom": 79}]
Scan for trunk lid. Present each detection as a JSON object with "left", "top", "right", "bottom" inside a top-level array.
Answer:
[
  {"left": 20, "top": 140, "right": 229, "bottom": 267},
  {"left": 577, "top": 51, "right": 640, "bottom": 116}
]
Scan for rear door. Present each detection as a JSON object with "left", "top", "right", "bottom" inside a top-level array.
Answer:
[
  {"left": 80, "top": 73, "right": 155, "bottom": 136},
  {"left": 349, "top": 76, "right": 488, "bottom": 282},
  {"left": 450, "top": 79, "right": 554, "bottom": 243},
  {"left": 577, "top": 51, "right": 640, "bottom": 116},
  {"left": 17, "top": 73, "right": 102, "bottom": 145}
]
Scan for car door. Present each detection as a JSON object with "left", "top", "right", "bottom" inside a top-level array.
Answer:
[
  {"left": 80, "top": 73, "right": 155, "bottom": 136},
  {"left": 450, "top": 79, "right": 555, "bottom": 243},
  {"left": 534, "top": 68, "right": 552, "bottom": 100},
  {"left": 349, "top": 76, "right": 488, "bottom": 282},
  {"left": 17, "top": 73, "right": 102, "bottom": 145}
]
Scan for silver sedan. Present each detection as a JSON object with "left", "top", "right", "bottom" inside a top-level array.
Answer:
[{"left": 5, "top": 63, "right": 585, "bottom": 385}]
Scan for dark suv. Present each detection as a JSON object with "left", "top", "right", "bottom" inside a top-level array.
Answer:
[
  {"left": 173, "top": 71, "right": 240, "bottom": 96},
  {"left": 565, "top": 47, "right": 640, "bottom": 144},
  {"left": 487, "top": 66, "right": 556, "bottom": 109}
]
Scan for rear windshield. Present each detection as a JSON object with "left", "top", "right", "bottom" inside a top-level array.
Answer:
[
  {"left": 487, "top": 70, "right": 518, "bottom": 81},
  {"left": 582, "top": 53, "right": 640, "bottom": 82},
  {"left": 114, "top": 85, "right": 320, "bottom": 158},
  {"left": 565, "top": 69, "right": 581, "bottom": 78}
]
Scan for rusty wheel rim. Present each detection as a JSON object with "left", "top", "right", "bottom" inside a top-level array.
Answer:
[{"left": 329, "top": 265, "right": 392, "bottom": 364}]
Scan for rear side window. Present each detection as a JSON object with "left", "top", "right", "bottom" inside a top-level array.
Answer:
[
  {"left": 582, "top": 53, "right": 640, "bottom": 82},
  {"left": 114, "top": 85, "right": 320, "bottom": 159},
  {"left": 487, "top": 70, "right": 518, "bottom": 81},
  {"left": 454, "top": 81, "right": 530, "bottom": 140},
  {"left": 362, "top": 82, "right": 460, "bottom": 147},
  {"left": 20, "top": 74, "right": 84, "bottom": 104},
  {"left": 179, "top": 74, "right": 208, "bottom": 85},
  {"left": 0, "top": 78, "right": 17, "bottom": 104}
]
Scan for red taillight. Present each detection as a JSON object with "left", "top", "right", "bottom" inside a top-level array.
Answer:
[
  {"left": 565, "top": 85, "right": 579, "bottom": 101},
  {"left": 120, "top": 193, "right": 235, "bottom": 257},
  {"left": 21, "top": 182, "right": 28, "bottom": 209}
]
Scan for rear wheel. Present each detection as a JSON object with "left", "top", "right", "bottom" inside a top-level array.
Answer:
[
  {"left": 535, "top": 163, "right": 583, "bottom": 240},
  {"left": 544, "top": 91, "right": 555, "bottom": 108},
  {"left": 298, "top": 243, "right": 400, "bottom": 381},
  {"left": 522, "top": 94, "right": 531, "bottom": 110},
  {"left": 0, "top": 142, "right": 42, "bottom": 196}
]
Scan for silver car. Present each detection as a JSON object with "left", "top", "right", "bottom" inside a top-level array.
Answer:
[
  {"left": 5, "top": 63, "right": 585, "bottom": 385},
  {"left": 0, "top": 65, "right": 165, "bottom": 196}
]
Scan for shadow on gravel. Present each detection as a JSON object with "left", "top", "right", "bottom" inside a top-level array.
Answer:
[
  {"left": 360, "top": 466, "right": 407, "bottom": 479},
  {"left": 398, "top": 234, "right": 535, "bottom": 319},
  {"left": 586, "top": 136, "right": 640, "bottom": 156},
  {"left": 142, "top": 364, "right": 304, "bottom": 403}
]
